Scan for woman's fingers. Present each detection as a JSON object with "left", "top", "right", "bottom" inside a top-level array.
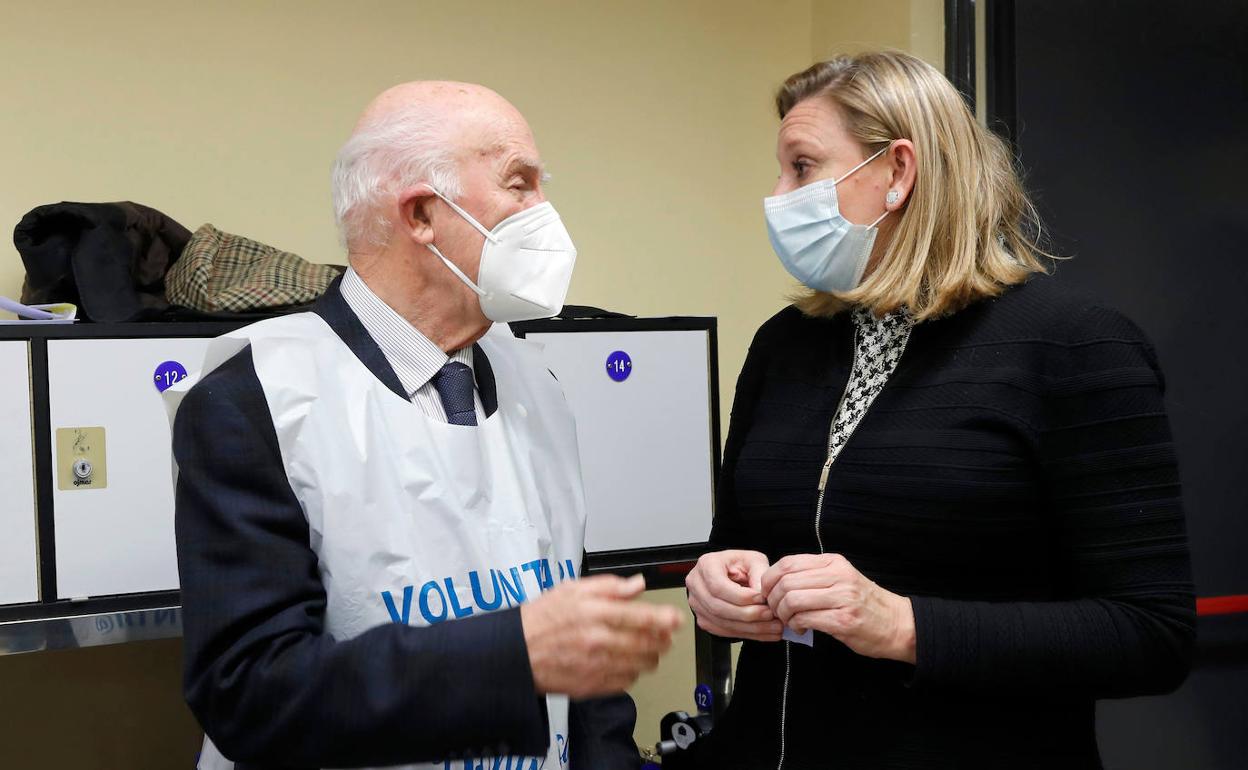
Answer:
[
  {"left": 693, "top": 610, "right": 784, "bottom": 641},
  {"left": 786, "top": 609, "right": 839, "bottom": 636},
  {"left": 765, "top": 569, "right": 840, "bottom": 615},
  {"left": 688, "top": 578, "right": 775, "bottom": 623},
  {"left": 774, "top": 587, "right": 846, "bottom": 625},
  {"left": 734, "top": 550, "right": 772, "bottom": 594},
  {"left": 708, "top": 551, "right": 771, "bottom": 605},
  {"left": 761, "top": 553, "right": 847, "bottom": 596}
]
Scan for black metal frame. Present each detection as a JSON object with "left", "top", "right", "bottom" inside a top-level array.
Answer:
[
  {"left": 944, "top": 0, "right": 1019, "bottom": 145},
  {"left": 984, "top": 0, "right": 1018, "bottom": 144},
  {"left": 944, "top": 0, "right": 977, "bottom": 108}
]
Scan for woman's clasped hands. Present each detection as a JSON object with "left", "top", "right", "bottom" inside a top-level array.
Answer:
[{"left": 685, "top": 550, "right": 916, "bottom": 664}]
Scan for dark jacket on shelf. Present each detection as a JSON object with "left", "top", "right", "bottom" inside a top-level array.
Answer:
[{"left": 14, "top": 201, "right": 191, "bottom": 322}]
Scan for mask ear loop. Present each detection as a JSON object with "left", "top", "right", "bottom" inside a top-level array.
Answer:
[
  {"left": 832, "top": 143, "right": 892, "bottom": 185},
  {"left": 421, "top": 184, "right": 492, "bottom": 297},
  {"left": 835, "top": 143, "right": 894, "bottom": 228},
  {"left": 423, "top": 184, "right": 500, "bottom": 244},
  {"left": 426, "top": 243, "right": 487, "bottom": 297}
]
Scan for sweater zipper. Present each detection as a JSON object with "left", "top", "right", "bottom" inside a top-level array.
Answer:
[
  {"left": 775, "top": 319, "right": 910, "bottom": 770},
  {"left": 776, "top": 324, "right": 861, "bottom": 770},
  {"left": 776, "top": 640, "right": 792, "bottom": 770},
  {"left": 814, "top": 324, "right": 862, "bottom": 554}
]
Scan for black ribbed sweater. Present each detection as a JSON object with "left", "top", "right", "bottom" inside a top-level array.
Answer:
[{"left": 701, "top": 276, "right": 1195, "bottom": 770}]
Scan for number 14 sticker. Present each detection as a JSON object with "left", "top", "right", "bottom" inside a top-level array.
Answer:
[{"left": 606, "top": 350, "right": 632, "bottom": 382}]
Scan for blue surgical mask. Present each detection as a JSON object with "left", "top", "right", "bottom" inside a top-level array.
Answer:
[{"left": 764, "top": 145, "right": 890, "bottom": 294}]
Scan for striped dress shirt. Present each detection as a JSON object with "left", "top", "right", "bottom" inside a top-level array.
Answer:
[{"left": 338, "top": 267, "right": 484, "bottom": 422}]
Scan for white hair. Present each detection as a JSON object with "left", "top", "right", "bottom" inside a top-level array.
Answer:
[{"left": 330, "top": 103, "right": 464, "bottom": 251}]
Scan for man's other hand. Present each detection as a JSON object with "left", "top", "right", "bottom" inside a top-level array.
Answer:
[{"left": 520, "top": 574, "right": 683, "bottom": 698}]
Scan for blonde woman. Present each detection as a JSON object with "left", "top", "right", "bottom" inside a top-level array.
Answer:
[{"left": 685, "top": 51, "right": 1194, "bottom": 769}]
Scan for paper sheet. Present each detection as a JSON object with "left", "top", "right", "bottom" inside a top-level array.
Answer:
[
  {"left": 0, "top": 295, "right": 77, "bottom": 323},
  {"left": 783, "top": 626, "right": 814, "bottom": 646}
]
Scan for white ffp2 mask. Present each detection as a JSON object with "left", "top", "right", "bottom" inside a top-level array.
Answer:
[{"left": 425, "top": 187, "right": 578, "bottom": 322}]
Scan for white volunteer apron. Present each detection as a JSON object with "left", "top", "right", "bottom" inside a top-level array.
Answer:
[{"left": 169, "top": 313, "right": 587, "bottom": 770}]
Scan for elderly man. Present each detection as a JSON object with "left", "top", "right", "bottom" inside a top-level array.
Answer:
[{"left": 171, "top": 82, "right": 681, "bottom": 770}]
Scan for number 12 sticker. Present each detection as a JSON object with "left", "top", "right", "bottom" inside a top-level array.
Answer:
[{"left": 153, "top": 361, "right": 188, "bottom": 393}]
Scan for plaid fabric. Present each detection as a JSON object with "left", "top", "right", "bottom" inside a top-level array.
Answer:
[{"left": 165, "top": 224, "right": 344, "bottom": 312}]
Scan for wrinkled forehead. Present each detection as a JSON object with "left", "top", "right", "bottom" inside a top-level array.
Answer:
[
  {"left": 454, "top": 103, "right": 543, "bottom": 174},
  {"left": 776, "top": 97, "right": 847, "bottom": 154}
]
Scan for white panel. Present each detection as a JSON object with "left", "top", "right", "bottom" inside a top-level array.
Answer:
[
  {"left": 0, "top": 342, "right": 40, "bottom": 605},
  {"left": 528, "top": 330, "right": 714, "bottom": 552},
  {"left": 48, "top": 338, "right": 212, "bottom": 598}
]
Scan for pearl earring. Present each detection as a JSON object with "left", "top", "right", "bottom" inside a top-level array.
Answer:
[{"left": 886, "top": 190, "right": 901, "bottom": 205}]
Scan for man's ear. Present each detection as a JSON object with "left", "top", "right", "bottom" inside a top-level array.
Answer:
[{"left": 396, "top": 185, "right": 439, "bottom": 246}]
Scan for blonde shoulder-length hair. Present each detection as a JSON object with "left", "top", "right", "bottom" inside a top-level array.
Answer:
[{"left": 778, "top": 51, "right": 1050, "bottom": 321}]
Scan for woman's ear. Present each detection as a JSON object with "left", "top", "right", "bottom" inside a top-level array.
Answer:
[
  {"left": 885, "top": 139, "right": 918, "bottom": 211},
  {"left": 396, "top": 185, "right": 439, "bottom": 246}
]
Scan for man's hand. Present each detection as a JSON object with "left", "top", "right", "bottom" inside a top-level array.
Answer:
[
  {"left": 521, "top": 574, "right": 683, "bottom": 698},
  {"left": 685, "top": 550, "right": 783, "bottom": 641},
  {"left": 761, "top": 553, "right": 916, "bottom": 663}
]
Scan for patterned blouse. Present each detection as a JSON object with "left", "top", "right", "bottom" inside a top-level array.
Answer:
[{"left": 823, "top": 307, "right": 913, "bottom": 471}]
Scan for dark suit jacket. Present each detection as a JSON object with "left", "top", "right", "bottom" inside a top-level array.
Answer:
[{"left": 173, "top": 281, "right": 640, "bottom": 769}]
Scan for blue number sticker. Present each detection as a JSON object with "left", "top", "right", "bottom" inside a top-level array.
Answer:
[
  {"left": 153, "top": 360, "right": 188, "bottom": 393},
  {"left": 694, "top": 684, "right": 713, "bottom": 713},
  {"left": 605, "top": 350, "right": 632, "bottom": 382}
]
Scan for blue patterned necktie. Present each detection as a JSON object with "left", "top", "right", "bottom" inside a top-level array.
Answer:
[{"left": 431, "top": 361, "right": 478, "bottom": 426}]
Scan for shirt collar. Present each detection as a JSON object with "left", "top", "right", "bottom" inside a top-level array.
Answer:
[
  {"left": 339, "top": 267, "right": 474, "bottom": 399},
  {"left": 852, "top": 306, "right": 912, "bottom": 330}
]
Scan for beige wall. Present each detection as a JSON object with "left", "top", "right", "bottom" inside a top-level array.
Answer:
[
  {"left": 0, "top": 1, "right": 939, "bottom": 765},
  {"left": 811, "top": 0, "right": 944, "bottom": 68}
]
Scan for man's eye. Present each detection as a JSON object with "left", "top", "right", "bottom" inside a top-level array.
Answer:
[{"left": 792, "top": 161, "right": 809, "bottom": 178}]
